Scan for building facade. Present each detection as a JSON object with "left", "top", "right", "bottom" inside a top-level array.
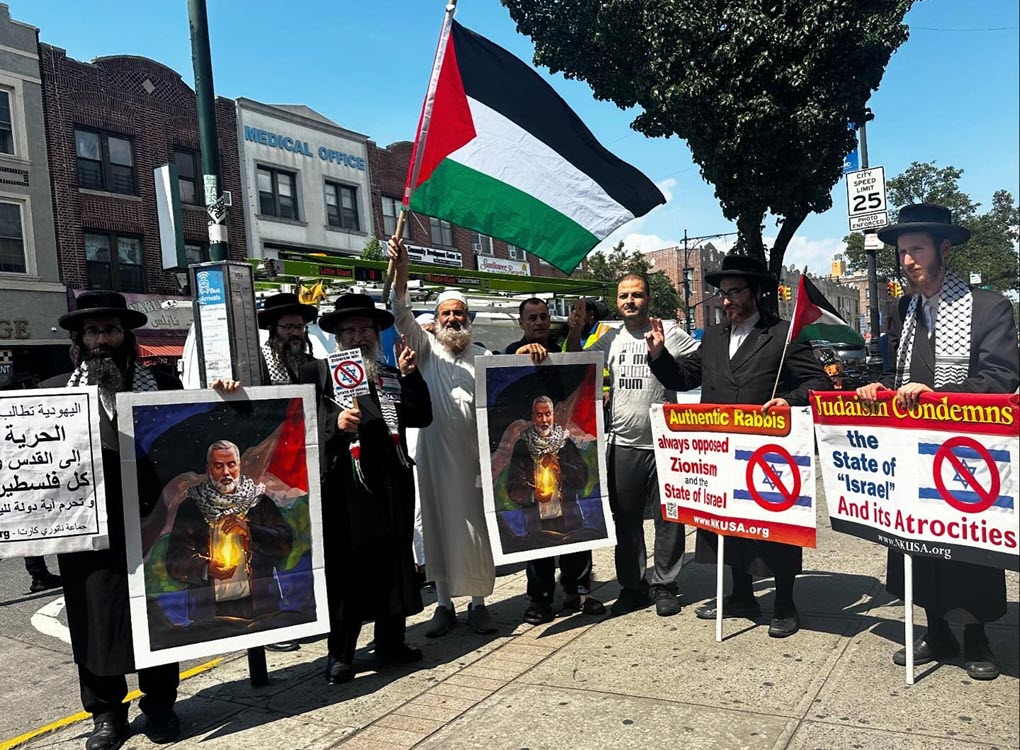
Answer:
[
  {"left": 0, "top": 5, "right": 63, "bottom": 386},
  {"left": 645, "top": 241, "right": 729, "bottom": 331},
  {"left": 39, "top": 47, "right": 246, "bottom": 364},
  {"left": 237, "top": 99, "right": 373, "bottom": 261}
]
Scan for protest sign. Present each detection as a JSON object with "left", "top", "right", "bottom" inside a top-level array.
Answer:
[
  {"left": 0, "top": 387, "right": 108, "bottom": 557},
  {"left": 118, "top": 385, "right": 328, "bottom": 668},
  {"left": 476, "top": 352, "right": 614, "bottom": 565},
  {"left": 328, "top": 348, "right": 370, "bottom": 408},
  {"left": 813, "top": 391, "right": 1018, "bottom": 571},
  {"left": 650, "top": 403, "right": 817, "bottom": 548}
]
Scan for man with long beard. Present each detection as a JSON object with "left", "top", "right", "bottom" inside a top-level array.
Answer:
[
  {"left": 258, "top": 292, "right": 318, "bottom": 386},
  {"left": 40, "top": 291, "right": 183, "bottom": 750},
  {"left": 389, "top": 238, "right": 499, "bottom": 637},
  {"left": 300, "top": 293, "right": 432, "bottom": 683}
]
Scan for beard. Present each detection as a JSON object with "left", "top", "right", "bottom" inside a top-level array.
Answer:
[
  {"left": 214, "top": 475, "right": 238, "bottom": 494},
  {"left": 534, "top": 423, "right": 553, "bottom": 437},
  {"left": 82, "top": 340, "right": 132, "bottom": 393},
  {"left": 359, "top": 341, "right": 382, "bottom": 381},
  {"left": 435, "top": 320, "right": 472, "bottom": 352},
  {"left": 269, "top": 334, "right": 313, "bottom": 378}
]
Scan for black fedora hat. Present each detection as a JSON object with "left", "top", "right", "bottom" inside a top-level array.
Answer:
[
  {"left": 876, "top": 203, "right": 970, "bottom": 247},
  {"left": 705, "top": 253, "right": 778, "bottom": 289},
  {"left": 318, "top": 293, "right": 394, "bottom": 335},
  {"left": 58, "top": 290, "right": 148, "bottom": 332},
  {"left": 257, "top": 292, "right": 318, "bottom": 330}
]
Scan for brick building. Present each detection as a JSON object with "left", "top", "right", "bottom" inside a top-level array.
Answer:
[
  {"left": 39, "top": 47, "right": 246, "bottom": 356},
  {"left": 644, "top": 241, "right": 729, "bottom": 331},
  {"left": 368, "top": 140, "right": 567, "bottom": 282}
]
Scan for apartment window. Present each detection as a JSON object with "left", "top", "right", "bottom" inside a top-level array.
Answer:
[
  {"left": 471, "top": 232, "right": 493, "bottom": 256},
  {"left": 0, "top": 91, "right": 12, "bottom": 155},
  {"left": 0, "top": 201, "right": 24, "bottom": 273},
  {"left": 325, "top": 182, "right": 360, "bottom": 231},
  {"left": 75, "top": 128, "right": 135, "bottom": 194},
  {"left": 257, "top": 166, "right": 298, "bottom": 220},
  {"left": 508, "top": 244, "right": 527, "bottom": 262},
  {"left": 429, "top": 217, "right": 454, "bottom": 247},
  {"left": 381, "top": 195, "right": 410, "bottom": 238},
  {"left": 84, "top": 232, "right": 143, "bottom": 292},
  {"left": 174, "top": 149, "right": 201, "bottom": 205},
  {"left": 185, "top": 242, "right": 209, "bottom": 265}
]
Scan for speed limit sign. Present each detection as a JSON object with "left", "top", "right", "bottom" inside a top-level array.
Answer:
[{"left": 846, "top": 166, "right": 889, "bottom": 232}]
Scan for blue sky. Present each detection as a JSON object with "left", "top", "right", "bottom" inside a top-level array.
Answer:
[{"left": 13, "top": 0, "right": 1020, "bottom": 273}]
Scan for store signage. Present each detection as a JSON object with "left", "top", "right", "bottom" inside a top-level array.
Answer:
[
  {"left": 477, "top": 256, "right": 531, "bottom": 276},
  {"left": 243, "top": 126, "right": 366, "bottom": 170},
  {"left": 406, "top": 244, "right": 463, "bottom": 268}
]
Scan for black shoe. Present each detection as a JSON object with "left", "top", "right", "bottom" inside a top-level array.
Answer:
[
  {"left": 768, "top": 609, "right": 800, "bottom": 638},
  {"left": 963, "top": 626, "right": 999, "bottom": 681},
  {"left": 695, "top": 596, "right": 761, "bottom": 621},
  {"left": 30, "top": 572, "right": 62, "bottom": 593},
  {"left": 524, "top": 599, "right": 555, "bottom": 625},
  {"left": 264, "top": 642, "right": 300, "bottom": 652},
  {"left": 610, "top": 588, "right": 651, "bottom": 616},
  {"left": 376, "top": 643, "right": 423, "bottom": 665},
  {"left": 142, "top": 711, "right": 181, "bottom": 744},
  {"left": 650, "top": 587, "right": 682, "bottom": 617},
  {"left": 85, "top": 720, "right": 128, "bottom": 750},
  {"left": 326, "top": 657, "right": 354, "bottom": 684},
  {"left": 892, "top": 627, "right": 960, "bottom": 667},
  {"left": 561, "top": 595, "right": 606, "bottom": 616}
]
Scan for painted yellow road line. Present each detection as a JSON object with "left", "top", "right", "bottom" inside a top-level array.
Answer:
[{"left": 0, "top": 658, "right": 223, "bottom": 750}]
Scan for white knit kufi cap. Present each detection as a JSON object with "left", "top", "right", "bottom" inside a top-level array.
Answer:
[{"left": 435, "top": 289, "right": 468, "bottom": 310}]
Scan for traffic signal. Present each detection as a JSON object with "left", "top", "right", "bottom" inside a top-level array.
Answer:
[
  {"left": 893, "top": 281, "right": 903, "bottom": 298},
  {"left": 779, "top": 285, "right": 792, "bottom": 302},
  {"left": 886, "top": 281, "right": 895, "bottom": 297}
]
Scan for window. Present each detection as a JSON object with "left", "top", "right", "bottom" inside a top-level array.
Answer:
[
  {"left": 470, "top": 232, "right": 493, "bottom": 256},
  {"left": 324, "top": 182, "right": 360, "bottom": 231},
  {"left": 75, "top": 128, "right": 135, "bottom": 194},
  {"left": 84, "top": 232, "right": 144, "bottom": 292},
  {"left": 508, "top": 244, "right": 527, "bottom": 262},
  {"left": 185, "top": 242, "right": 209, "bottom": 265},
  {"left": 257, "top": 166, "right": 298, "bottom": 220},
  {"left": 381, "top": 195, "right": 410, "bottom": 238},
  {"left": 0, "top": 202, "right": 24, "bottom": 272},
  {"left": 0, "top": 91, "right": 12, "bottom": 155},
  {"left": 429, "top": 217, "right": 454, "bottom": 247},
  {"left": 174, "top": 149, "right": 201, "bottom": 205}
]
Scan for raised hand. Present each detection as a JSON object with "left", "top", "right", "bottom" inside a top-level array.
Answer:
[
  {"left": 567, "top": 298, "right": 586, "bottom": 331},
  {"left": 644, "top": 317, "right": 666, "bottom": 360},
  {"left": 397, "top": 334, "right": 418, "bottom": 375}
]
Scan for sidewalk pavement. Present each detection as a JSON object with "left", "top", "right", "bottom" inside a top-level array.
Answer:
[{"left": 11, "top": 482, "right": 1019, "bottom": 750}]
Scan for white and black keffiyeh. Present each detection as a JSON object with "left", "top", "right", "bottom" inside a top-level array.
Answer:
[
  {"left": 187, "top": 476, "right": 265, "bottom": 524},
  {"left": 67, "top": 361, "right": 158, "bottom": 417},
  {"left": 894, "top": 270, "right": 973, "bottom": 388},
  {"left": 522, "top": 424, "right": 567, "bottom": 460},
  {"left": 261, "top": 342, "right": 292, "bottom": 385},
  {"left": 347, "top": 368, "right": 411, "bottom": 492}
]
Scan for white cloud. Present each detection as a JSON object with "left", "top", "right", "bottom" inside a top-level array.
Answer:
[
  {"left": 770, "top": 235, "right": 847, "bottom": 274},
  {"left": 655, "top": 177, "right": 678, "bottom": 204}
]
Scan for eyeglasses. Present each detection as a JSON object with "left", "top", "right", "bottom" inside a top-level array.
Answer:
[
  {"left": 83, "top": 326, "right": 124, "bottom": 339},
  {"left": 339, "top": 326, "right": 375, "bottom": 338},
  {"left": 276, "top": 323, "right": 307, "bottom": 333},
  {"left": 716, "top": 286, "right": 750, "bottom": 300}
]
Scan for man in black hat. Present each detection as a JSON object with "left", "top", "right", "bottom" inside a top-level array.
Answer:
[
  {"left": 40, "top": 291, "right": 184, "bottom": 750},
  {"left": 299, "top": 294, "right": 432, "bottom": 685},
  {"left": 258, "top": 292, "right": 319, "bottom": 386},
  {"left": 857, "top": 203, "right": 1019, "bottom": 680},
  {"left": 645, "top": 255, "right": 829, "bottom": 638}
]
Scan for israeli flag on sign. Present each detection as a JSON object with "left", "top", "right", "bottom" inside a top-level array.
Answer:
[
  {"left": 733, "top": 448, "right": 813, "bottom": 511},
  {"left": 918, "top": 439, "right": 1014, "bottom": 513}
]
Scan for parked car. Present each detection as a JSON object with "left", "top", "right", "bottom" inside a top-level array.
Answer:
[{"left": 810, "top": 339, "right": 869, "bottom": 389}]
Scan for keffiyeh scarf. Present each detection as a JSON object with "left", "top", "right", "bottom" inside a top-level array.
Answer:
[
  {"left": 894, "top": 270, "right": 973, "bottom": 388},
  {"left": 344, "top": 370, "right": 411, "bottom": 492},
  {"left": 523, "top": 424, "right": 567, "bottom": 460},
  {"left": 187, "top": 476, "right": 265, "bottom": 524},
  {"left": 67, "top": 361, "right": 158, "bottom": 417},
  {"left": 262, "top": 342, "right": 293, "bottom": 385}
]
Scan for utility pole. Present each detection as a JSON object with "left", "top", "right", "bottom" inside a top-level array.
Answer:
[
  {"left": 860, "top": 122, "right": 881, "bottom": 341},
  {"left": 681, "top": 229, "right": 693, "bottom": 333},
  {"left": 188, "top": 0, "right": 228, "bottom": 260}
]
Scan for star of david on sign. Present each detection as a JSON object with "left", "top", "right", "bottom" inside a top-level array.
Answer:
[
  {"left": 952, "top": 458, "right": 976, "bottom": 488},
  {"left": 762, "top": 463, "right": 784, "bottom": 490}
]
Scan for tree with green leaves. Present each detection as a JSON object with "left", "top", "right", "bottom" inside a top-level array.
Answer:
[
  {"left": 502, "top": 0, "right": 914, "bottom": 276},
  {"left": 843, "top": 162, "right": 1019, "bottom": 293},
  {"left": 360, "top": 237, "right": 383, "bottom": 261},
  {"left": 579, "top": 241, "right": 681, "bottom": 320}
]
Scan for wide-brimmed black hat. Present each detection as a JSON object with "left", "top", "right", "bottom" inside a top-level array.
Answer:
[
  {"left": 876, "top": 203, "right": 971, "bottom": 247},
  {"left": 318, "top": 293, "right": 394, "bottom": 335},
  {"left": 257, "top": 292, "right": 318, "bottom": 330},
  {"left": 705, "top": 253, "right": 777, "bottom": 289},
  {"left": 58, "top": 290, "right": 148, "bottom": 332}
]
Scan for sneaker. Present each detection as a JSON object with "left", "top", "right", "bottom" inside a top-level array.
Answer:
[
  {"left": 142, "top": 711, "right": 181, "bottom": 744},
  {"left": 467, "top": 603, "right": 498, "bottom": 634},
  {"left": 650, "top": 587, "right": 682, "bottom": 617},
  {"left": 424, "top": 605, "right": 457, "bottom": 638},
  {"left": 30, "top": 572, "right": 62, "bottom": 593},
  {"left": 610, "top": 588, "right": 651, "bottom": 616},
  {"left": 85, "top": 719, "right": 128, "bottom": 750},
  {"left": 524, "top": 599, "right": 554, "bottom": 625}
]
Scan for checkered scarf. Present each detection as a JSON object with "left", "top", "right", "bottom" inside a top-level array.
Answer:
[
  {"left": 186, "top": 476, "right": 265, "bottom": 524},
  {"left": 342, "top": 366, "right": 411, "bottom": 491},
  {"left": 894, "top": 270, "right": 973, "bottom": 388},
  {"left": 522, "top": 424, "right": 567, "bottom": 460},
  {"left": 262, "top": 342, "right": 293, "bottom": 385},
  {"left": 67, "top": 361, "right": 158, "bottom": 417}
]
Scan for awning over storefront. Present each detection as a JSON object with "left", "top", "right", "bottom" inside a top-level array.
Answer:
[{"left": 137, "top": 337, "right": 186, "bottom": 360}]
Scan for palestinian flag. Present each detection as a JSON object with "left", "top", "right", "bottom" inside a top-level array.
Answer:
[
  {"left": 405, "top": 20, "right": 664, "bottom": 274},
  {"left": 789, "top": 275, "right": 865, "bottom": 346}
]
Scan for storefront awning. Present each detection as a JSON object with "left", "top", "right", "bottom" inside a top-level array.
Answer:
[{"left": 137, "top": 337, "right": 185, "bottom": 360}]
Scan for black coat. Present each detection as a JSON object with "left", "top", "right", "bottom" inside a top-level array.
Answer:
[
  {"left": 42, "top": 368, "right": 182, "bottom": 676},
  {"left": 299, "top": 360, "right": 432, "bottom": 625},
  {"left": 880, "top": 290, "right": 1019, "bottom": 622},
  {"left": 649, "top": 316, "right": 830, "bottom": 577}
]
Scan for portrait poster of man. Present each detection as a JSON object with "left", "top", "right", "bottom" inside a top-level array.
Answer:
[
  {"left": 117, "top": 385, "right": 327, "bottom": 669},
  {"left": 476, "top": 351, "right": 614, "bottom": 565}
]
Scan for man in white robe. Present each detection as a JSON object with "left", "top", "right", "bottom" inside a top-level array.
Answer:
[{"left": 389, "top": 238, "right": 497, "bottom": 637}]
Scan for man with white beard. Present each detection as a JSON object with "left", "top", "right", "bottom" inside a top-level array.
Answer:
[
  {"left": 258, "top": 292, "right": 318, "bottom": 386},
  {"left": 389, "top": 237, "right": 498, "bottom": 637}
]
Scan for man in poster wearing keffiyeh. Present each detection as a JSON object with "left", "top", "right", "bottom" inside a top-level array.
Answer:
[{"left": 858, "top": 203, "right": 1020, "bottom": 681}]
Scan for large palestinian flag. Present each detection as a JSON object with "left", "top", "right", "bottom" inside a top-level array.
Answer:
[
  {"left": 405, "top": 20, "right": 664, "bottom": 274},
  {"left": 789, "top": 275, "right": 865, "bottom": 346}
]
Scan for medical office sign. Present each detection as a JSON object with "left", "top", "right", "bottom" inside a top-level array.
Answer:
[{"left": 243, "top": 126, "right": 366, "bottom": 170}]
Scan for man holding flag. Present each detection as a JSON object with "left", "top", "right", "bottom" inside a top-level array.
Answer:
[{"left": 645, "top": 254, "right": 829, "bottom": 637}]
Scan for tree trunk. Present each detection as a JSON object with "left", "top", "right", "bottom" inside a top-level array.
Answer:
[
  {"left": 769, "top": 210, "right": 808, "bottom": 278},
  {"left": 734, "top": 213, "right": 766, "bottom": 263}
]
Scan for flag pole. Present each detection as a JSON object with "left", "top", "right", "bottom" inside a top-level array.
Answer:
[
  {"left": 716, "top": 534, "right": 725, "bottom": 642},
  {"left": 904, "top": 553, "right": 915, "bottom": 685},
  {"left": 381, "top": 0, "right": 459, "bottom": 306}
]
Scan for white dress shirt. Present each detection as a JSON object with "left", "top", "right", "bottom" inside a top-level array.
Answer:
[{"left": 729, "top": 312, "right": 761, "bottom": 359}]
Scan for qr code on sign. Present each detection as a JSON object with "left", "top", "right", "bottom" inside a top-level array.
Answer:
[{"left": 665, "top": 502, "right": 678, "bottom": 520}]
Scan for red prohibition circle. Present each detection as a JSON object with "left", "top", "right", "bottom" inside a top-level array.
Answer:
[
  {"left": 332, "top": 360, "right": 364, "bottom": 390},
  {"left": 932, "top": 436, "right": 1000, "bottom": 514},
  {"left": 745, "top": 444, "right": 802, "bottom": 513}
]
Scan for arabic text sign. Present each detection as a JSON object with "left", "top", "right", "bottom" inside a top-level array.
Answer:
[
  {"left": 812, "top": 391, "right": 1018, "bottom": 570},
  {"left": 650, "top": 403, "right": 817, "bottom": 547},
  {"left": 0, "top": 387, "right": 107, "bottom": 556}
]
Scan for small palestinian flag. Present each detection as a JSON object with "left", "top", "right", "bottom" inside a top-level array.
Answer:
[
  {"left": 405, "top": 20, "right": 665, "bottom": 274},
  {"left": 789, "top": 276, "right": 865, "bottom": 346}
]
